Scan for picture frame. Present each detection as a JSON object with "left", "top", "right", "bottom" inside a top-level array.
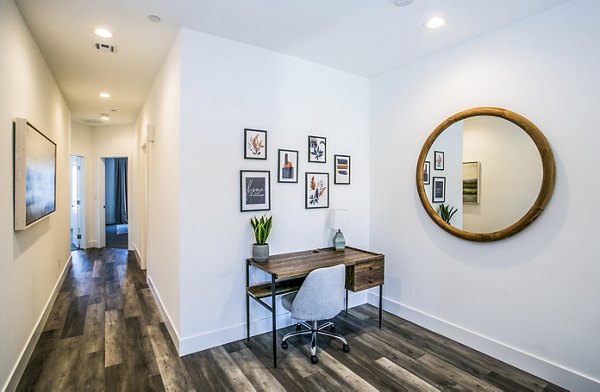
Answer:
[
  {"left": 434, "top": 151, "right": 444, "bottom": 170},
  {"left": 277, "top": 149, "right": 298, "bottom": 183},
  {"left": 240, "top": 170, "right": 270, "bottom": 212},
  {"left": 14, "top": 118, "right": 57, "bottom": 230},
  {"left": 334, "top": 154, "right": 351, "bottom": 185},
  {"left": 432, "top": 177, "right": 446, "bottom": 203},
  {"left": 423, "top": 161, "right": 430, "bottom": 185},
  {"left": 305, "top": 172, "right": 329, "bottom": 209},
  {"left": 308, "top": 135, "right": 326, "bottom": 163},
  {"left": 463, "top": 161, "right": 481, "bottom": 204},
  {"left": 244, "top": 128, "right": 267, "bottom": 160}
]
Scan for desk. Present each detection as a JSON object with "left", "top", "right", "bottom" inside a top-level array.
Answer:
[{"left": 246, "top": 247, "right": 384, "bottom": 367}]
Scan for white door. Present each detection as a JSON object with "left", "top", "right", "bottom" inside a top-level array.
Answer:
[{"left": 70, "top": 156, "right": 82, "bottom": 249}]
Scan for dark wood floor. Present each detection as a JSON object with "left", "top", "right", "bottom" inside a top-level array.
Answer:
[
  {"left": 105, "top": 224, "right": 128, "bottom": 249},
  {"left": 17, "top": 248, "right": 568, "bottom": 391}
]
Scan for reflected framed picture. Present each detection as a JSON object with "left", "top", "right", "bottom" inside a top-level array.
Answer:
[
  {"left": 434, "top": 151, "right": 444, "bottom": 170},
  {"left": 432, "top": 177, "right": 446, "bottom": 203},
  {"left": 334, "top": 154, "right": 351, "bottom": 185},
  {"left": 305, "top": 172, "right": 329, "bottom": 209},
  {"left": 308, "top": 135, "right": 326, "bottom": 163},
  {"left": 277, "top": 149, "right": 298, "bottom": 183},
  {"left": 14, "top": 118, "right": 56, "bottom": 230},
  {"left": 240, "top": 170, "right": 270, "bottom": 212},
  {"left": 463, "top": 161, "right": 480, "bottom": 204},
  {"left": 244, "top": 128, "right": 267, "bottom": 160},
  {"left": 423, "top": 161, "right": 430, "bottom": 185}
]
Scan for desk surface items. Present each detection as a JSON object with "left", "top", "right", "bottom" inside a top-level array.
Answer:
[{"left": 246, "top": 246, "right": 385, "bottom": 367}]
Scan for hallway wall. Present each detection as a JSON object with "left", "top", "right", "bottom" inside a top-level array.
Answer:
[{"left": 0, "top": 0, "right": 71, "bottom": 389}]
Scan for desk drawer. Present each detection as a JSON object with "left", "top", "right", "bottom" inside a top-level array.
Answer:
[{"left": 346, "top": 259, "right": 384, "bottom": 291}]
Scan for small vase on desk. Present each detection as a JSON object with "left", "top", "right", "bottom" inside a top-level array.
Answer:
[{"left": 252, "top": 243, "right": 269, "bottom": 262}]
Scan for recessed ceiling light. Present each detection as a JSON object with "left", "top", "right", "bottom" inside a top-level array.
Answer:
[
  {"left": 425, "top": 17, "right": 445, "bottom": 29},
  {"left": 100, "top": 114, "right": 110, "bottom": 121},
  {"left": 94, "top": 28, "right": 113, "bottom": 38},
  {"left": 147, "top": 15, "right": 161, "bottom": 23},
  {"left": 99, "top": 92, "right": 111, "bottom": 98}
]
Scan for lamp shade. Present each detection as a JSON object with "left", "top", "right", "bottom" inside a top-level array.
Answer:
[{"left": 329, "top": 209, "right": 348, "bottom": 230}]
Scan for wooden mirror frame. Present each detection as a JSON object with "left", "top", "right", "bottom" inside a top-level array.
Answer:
[{"left": 416, "top": 107, "right": 556, "bottom": 242}]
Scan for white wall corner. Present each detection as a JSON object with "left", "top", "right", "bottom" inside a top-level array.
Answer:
[{"left": 4, "top": 254, "right": 73, "bottom": 392}]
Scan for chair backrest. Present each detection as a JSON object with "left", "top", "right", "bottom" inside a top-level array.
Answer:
[{"left": 290, "top": 264, "right": 345, "bottom": 321}]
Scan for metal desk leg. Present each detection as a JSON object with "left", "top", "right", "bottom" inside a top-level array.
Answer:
[
  {"left": 246, "top": 261, "right": 250, "bottom": 341},
  {"left": 379, "top": 285, "right": 383, "bottom": 329},
  {"left": 271, "top": 275, "right": 277, "bottom": 368},
  {"left": 345, "top": 289, "right": 349, "bottom": 313}
]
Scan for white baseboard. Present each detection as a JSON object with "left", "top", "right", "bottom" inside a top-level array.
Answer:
[
  {"left": 132, "top": 243, "right": 144, "bottom": 270},
  {"left": 146, "top": 274, "right": 181, "bottom": 353},
  {"left": 367, "top": 292, "right": 599, "bottom": 392},
  {"left": 4, "top": 254, "right": 73, "bottom": 392}
]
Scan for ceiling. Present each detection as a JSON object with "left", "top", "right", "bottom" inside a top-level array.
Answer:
[{"left": 15, "top": 0, "right": 570, "bottom": 126}]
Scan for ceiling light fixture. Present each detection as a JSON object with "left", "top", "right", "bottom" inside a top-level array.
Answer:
[
  {"left": 393, "top": 0, "right": 413, "bottom": 6},
  {"left": 147, "top": 15, "right": 161, "bottom": 23},
  {"left": 99, "top": 92, "right": 111, "bottom": 98},
  {"left": 100, "top": 114, "right": 110, "bottom": 121},
  {"left": 425, "top": 17, "right": 445, "bottom": 29},
  {"left": 94, "top": 28, "right": 113, "bottom": 38}
]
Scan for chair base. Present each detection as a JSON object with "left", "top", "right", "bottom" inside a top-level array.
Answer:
[{"left": 281, "top": 320, "right": 349, "bottom": 363}]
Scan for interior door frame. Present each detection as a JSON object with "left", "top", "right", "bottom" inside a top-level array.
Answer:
[
  {"left": 70, "top": 155, "right": 85, "bottom": 248},
  {"left": 98, "top": 154, "right": 132, "bottom": 249}
]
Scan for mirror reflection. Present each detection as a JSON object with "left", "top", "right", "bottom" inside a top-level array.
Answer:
[
  {"left": 416, "top": 107, "right": 555, "bottom": 242},
  {"left": 423, "top": 116, "right": 542, "bottom": 233}
]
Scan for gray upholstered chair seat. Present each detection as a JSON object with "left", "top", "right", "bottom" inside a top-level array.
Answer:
[{"left": 281, "top": 264, "right": 349, "bottom": 364}]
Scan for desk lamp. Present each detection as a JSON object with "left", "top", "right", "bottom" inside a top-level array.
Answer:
[{"left": 329, "top": 209, "right": 348, "bottom": 251}]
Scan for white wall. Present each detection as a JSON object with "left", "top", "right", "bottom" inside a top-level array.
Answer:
[
  {"left": 175, "top": 29, "right": 370, "bottom": 353},
  {"left": 135, "top": 33, "right": 182, "bottom": 336},
  {"left": 370, "top": 0, "right": 599, "bottom": 390},
  {"left": 0, "top": 0, "right": 71, "bottom": 389}
]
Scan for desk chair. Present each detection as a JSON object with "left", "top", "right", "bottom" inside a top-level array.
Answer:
[{"left": 281, "top": 264, "right": 349, "bottom": 364}]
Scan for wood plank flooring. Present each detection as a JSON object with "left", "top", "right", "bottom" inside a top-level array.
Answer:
[{"left": 17, "top": 248, "right": 569, "bottom": 391}]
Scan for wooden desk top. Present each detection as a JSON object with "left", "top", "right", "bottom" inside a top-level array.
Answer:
[{"left": 247, "top": 247, "right": 384, "bottom": 279}]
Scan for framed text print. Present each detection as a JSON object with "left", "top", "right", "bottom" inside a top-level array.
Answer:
[{"left": 240, "top": 170, "right": 270, "bottom": 212}]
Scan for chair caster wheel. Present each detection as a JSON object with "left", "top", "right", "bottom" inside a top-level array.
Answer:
[
  {"left": 282, "top": 341, "right": 288, "bottom": 349},
  {"left": 311, "top": 355, "right": 318, "bottom": 364},
  {"left": 343, "top": 344, "right": 350, "bottom": 353},
  {"left": 295, "top": 324, "right": 302, "bottom": 331}
]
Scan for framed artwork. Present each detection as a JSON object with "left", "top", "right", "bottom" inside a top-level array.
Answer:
[
  {"left": 334, "top": 154, "right": 351, "bottom": 185},
  {"left": 305, "top": 172, "right": 329, "bottom": 209},
  {"left": 432, "top": 177, "right": 446, "bottom": 203},
  {"left": 434, "top": 151, "right": 444, "bottom": 170},
  {"left": 277, "top": 149, "right": 298, "bottom": 183},
  {"left": 240, "top": 170, "right": 270, "bottom": 212},
  {"left": 308, "top": 135, "right": 326, "bottom": 163},
  {"left": 423, "top": 161, "right": 430, "bottom": 185},
  {"left": 244, "top": 128, "right": 267, "bottom": 159},
  {"left": 463, "top": 161, "right": 481, "bottom": 204},
  {"left": 14, "top": 118, "right": 57, "bottom": 230}
]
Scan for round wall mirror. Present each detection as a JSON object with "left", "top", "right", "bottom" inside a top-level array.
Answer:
[{"left": 416, "top": 107, "right": 556, "bottom": 242}]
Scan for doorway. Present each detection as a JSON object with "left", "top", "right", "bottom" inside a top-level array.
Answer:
[
  {"left": 104, "top": 157, "right": 128, "bottom": 249},
  {"left": 70, "top": 156, "right": 83, "bottom": 250}
]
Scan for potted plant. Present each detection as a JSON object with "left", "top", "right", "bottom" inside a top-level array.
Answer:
[
  {"left": 250, "top": 215, "right": 272, "bottom": 262},
  {"left": 438, "top": 204, "right": 458, "bottom": 225}
]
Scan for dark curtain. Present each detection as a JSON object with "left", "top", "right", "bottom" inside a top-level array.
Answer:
[{"left": 113, "top": 158, "right": 128, "bottom": 224}]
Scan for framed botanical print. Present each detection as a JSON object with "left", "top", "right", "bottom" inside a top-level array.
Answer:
[
  {"left": 334, "top": 154, "right": 351, "bottom": 185},
  {"left": 305, "top": 172, "right": 329, "bottom": 209},
  {"left": 432, "top": 176, "right": 446, "bottom": 203},
  {"left": 434, "top": 151, "right": 444, "bottom": 170},
  {"left": 277, "top": 149, "right": 298, "bottom": 183},
  {"left": 308, "top": 135, "right": 326, "bottom": 163},
  {"left": 240, "top": 170, "right": 270, "bottom": 212},
  {"left": 244, "top": 128, "right": 267, "bottom": 159}
]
